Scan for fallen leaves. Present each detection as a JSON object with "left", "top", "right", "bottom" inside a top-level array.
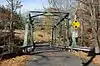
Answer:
[
  {"left": 72, "top": 51, "right": 100, "bottom": 66},
  {"left": 72, "top": 51, "right": 90, "bottom": 59},
  {"left": 0, "top": 55, "right": 30, "bottom": 66},
  {"left": 93, "top": 55, "right": 100, "bottom": 65}
]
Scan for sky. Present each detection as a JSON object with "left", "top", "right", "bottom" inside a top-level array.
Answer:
[{"left": 0, "top": 0, "right": 50, "bottom": 13}]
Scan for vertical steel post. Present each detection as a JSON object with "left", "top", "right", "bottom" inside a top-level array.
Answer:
[
  {"left": 54, "top": 26, "right": 57, "bottom": 45},
  {"left": 71, "top": 15, "right": 77, "bottom": 48},
  {"left": 63, "top": 21, "right": 66, "bottom": 47},
  {"left": 51, "top": 26, "right": 54, "bottom": 48}
]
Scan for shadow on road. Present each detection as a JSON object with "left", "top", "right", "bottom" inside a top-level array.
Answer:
[{"left": 29, "top": 49, "right": 63, "bottom": 55}]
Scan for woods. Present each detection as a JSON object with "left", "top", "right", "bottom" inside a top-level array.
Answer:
[
  {"left": 0, "top": 0, "right": 23, "bottom": 54},
  {"left": 76, "top": 0, "right": 100, "bottom": 53}
]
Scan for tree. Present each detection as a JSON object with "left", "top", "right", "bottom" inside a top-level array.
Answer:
[
  {"left": 76, "top": 0, "right": 100, "bottom": 53},
  {"left": 5, "top": 0, "right": 23, "bottom": 52}
]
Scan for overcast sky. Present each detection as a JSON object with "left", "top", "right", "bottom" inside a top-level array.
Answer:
[{"left": 0, "top": 0, "right": 49, "bottom": 13}]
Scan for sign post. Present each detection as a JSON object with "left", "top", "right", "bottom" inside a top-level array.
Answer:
[
  {"left": 71, "top": 20, "right": 80, "bottom": 48},
  {"left": 71, "top": 30, "right": 78, "bottom": 48}
]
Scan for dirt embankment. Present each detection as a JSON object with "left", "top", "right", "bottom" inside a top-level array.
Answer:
[{"left": 14, "top": 30, "right": 51, "bottom": 42}]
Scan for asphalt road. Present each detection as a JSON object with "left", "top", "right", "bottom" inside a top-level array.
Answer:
[{"left": 26, "top": 46, "right": 95, "bottom": 66}]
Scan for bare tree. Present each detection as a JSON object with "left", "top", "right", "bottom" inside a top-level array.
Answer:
[
  {"left": 6, "top": 0, "right": 22, "bottom": 52},
  {"left": 76, "top": 0, "right": 100, "bottom": 53}
]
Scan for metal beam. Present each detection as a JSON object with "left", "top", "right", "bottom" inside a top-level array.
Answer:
[
  {"left": 29, "top": 11, "right": 69, "bottom": 14},
  {"left": 31, "top": 14, "right": 59, "bottom": 19},
  {"left": 53, "top": 13, "right": 69, "bottom": 29},
  {"left": 34, "top": 25, "right": 52, "bottom": 26}
]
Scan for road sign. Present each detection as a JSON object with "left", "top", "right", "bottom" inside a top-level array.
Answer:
[
  {"left": 72, "top": 30, "right": 78, "bottom": 38},
  {"left": 72, "top": 20, "right": 80, "bottom": 29}
]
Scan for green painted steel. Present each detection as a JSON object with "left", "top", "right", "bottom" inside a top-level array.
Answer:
[{"left": 69, "top": 20, "right": 77, "bottom": 48}]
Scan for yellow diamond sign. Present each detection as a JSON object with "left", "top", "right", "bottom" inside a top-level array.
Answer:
[{"left": 72, "top": 20, "right": 80, "bottom": 29}]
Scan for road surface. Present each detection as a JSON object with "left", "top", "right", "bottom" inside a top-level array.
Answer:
[{"left": 26, "top": 45, "right": 95, "bottom": 66}]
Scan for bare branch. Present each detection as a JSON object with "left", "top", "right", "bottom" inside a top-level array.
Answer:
[
  {"left": 6, "top": 0, "right": 11, "bottom": 5},
  {"left": 76, "top": 0, "right": 89, "bottom": 6}
]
